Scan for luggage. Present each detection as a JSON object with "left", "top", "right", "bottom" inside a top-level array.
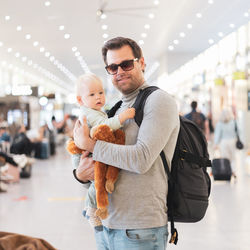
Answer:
[
  {"left": 35, "top": 142, "right": 50, "bottom": 159},
  {"left": 20, "top": 163, "right": 32, "bottom": 178},
  {"left": 212, "top": 158, "right": 232, "bottom": 181}
]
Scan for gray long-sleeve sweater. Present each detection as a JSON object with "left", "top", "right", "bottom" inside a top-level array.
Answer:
[{"left": 93, "top": 82, "right": 180, "bottom": 229}]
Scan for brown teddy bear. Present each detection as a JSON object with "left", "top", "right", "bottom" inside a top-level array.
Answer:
[{"left": 67, "top": 124, "right": 125, "bottom": 219}]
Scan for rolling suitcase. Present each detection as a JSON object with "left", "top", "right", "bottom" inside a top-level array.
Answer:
[
  {"left": 20, "top": 163, "right": 32, "bottom": 178},
  {"left": 212, "top": 158, "right": 232, "bottom": 181}
]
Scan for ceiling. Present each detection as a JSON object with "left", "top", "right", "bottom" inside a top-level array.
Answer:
[{"left": 0, "top": 0, "right": 249, "bottom": 94}]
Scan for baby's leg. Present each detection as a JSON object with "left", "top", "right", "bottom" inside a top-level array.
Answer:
[{"left": 83, "top": 183, "right": 103, "bottom": 231}]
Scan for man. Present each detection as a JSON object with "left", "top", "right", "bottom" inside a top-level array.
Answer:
[
  {"left": 73, "top": 37, "right": 180, "bottom": 250},
  {"left": 184, "top": 101, "right": 209, "bottom": 139}
]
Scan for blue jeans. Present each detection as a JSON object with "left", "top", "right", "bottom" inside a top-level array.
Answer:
[{"left": 94, "top": 225, "right": 168, "bottom": 250}]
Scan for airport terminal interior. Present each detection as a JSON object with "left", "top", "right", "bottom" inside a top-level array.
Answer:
[{"left": 1, "top": 0, "right": 250, "bottom": 249}]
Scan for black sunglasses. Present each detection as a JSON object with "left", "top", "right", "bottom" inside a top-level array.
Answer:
[{"left": 105, "top": 58, "right": 139, "bottom": 75}]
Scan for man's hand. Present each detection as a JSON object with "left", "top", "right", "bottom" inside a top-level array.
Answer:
[
  {"left": 73, "top": 117, "right": 96, "bottom": 152},
  {"left": 76, "top": 151, "right": 95, "bottom": 182}
]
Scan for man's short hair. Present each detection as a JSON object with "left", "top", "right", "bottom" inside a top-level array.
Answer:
[
  {"left": 102, "top": 37, "right": 143, "bottom": 65},
  {"left": 191, "top": 101, "right": 197, "bottom": 110}
]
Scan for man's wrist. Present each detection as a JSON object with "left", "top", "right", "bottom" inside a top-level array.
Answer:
[{"left": 73, "top": 169, "right": 90, "bottom": 184}]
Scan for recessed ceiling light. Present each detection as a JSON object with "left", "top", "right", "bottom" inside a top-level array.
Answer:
[
  {"left": 7, "top": 48, "right": 12, "bottom": 53},
  {"left": 196, "top": 13, "right": 202, "bottom": 18},
  {"left": 138, "top": 40, "right": 144, "bottom": 45},
  {"left": 16, "top": 26, "right": 22, "bottom": 32},
  {"left": 218, "top": 32, "right": 224, "bottom": 37},
  {"left": 244, "top": 12, "right": 249, "bottom": 17},
  {"left": 72, "top": 47, "right": 77, "bottom": 52},
  {"left": 102, "top": 24, "right": 108, "bottom": 30},
  {"left": 141, "top": 33, "right": 147, "bottom": 38},
  {"left": 15, "top": 52, "right": 20, "bottom": 58},
  {"left": 0, "top": 42, "right": 3, "bottom": 47},
  {"left": 33, "top": 41, "right": 39, "bottom": 46},
  {"left": 59, "top": 25, "right": 65, "bottom": 31},
  {"left": 208, "top": 0, "right": 214, "bottom": 4},
  {"left": 144, "top": 24, "right": 150, "bottom": 29},
  {"left": 5, "top": 16, "right": 10, "bottom": 21},
  {"left": 179, "top": 32, "right": 186, "bottom": 38},
  {"left": 101, "top": 14, "right": 107, "bottom": 19},
  {"left": 45, "top": 1, "right": 51, "bottom": 7},
  {"left": 103, "top": 33, "right": 109, "bottom": 39},
  {"left": 154, "top": 0, "right": 160, "bottom": 5},
  {"left": 229, "top": 23, "right": 235, "bottom": 28},
  {"left": 187, "top": 24, "right": 192, "bottom": 29},
  {"left": 168, "top": 45, "right": 174, "bottom": 51},
  {"left": 173, "top": 40, "right": 179, "bottom": 45},
  {"left": 40, "top": 47, "right": 45, "bottom": 52},
  {"left": 208, "top": 39, "right": 214, "bottom": 44},
  {"left": 25, "top": 34, "right": 31, "bottom": 39},
  {"left": 148, "top": 13, "right": 155, "bottom": 19},
  {"left": 64, "top": 33, "right": 70, "bottom": 39}
]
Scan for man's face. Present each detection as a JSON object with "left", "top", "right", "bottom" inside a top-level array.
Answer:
[{"left": 106, "top": 45, "right": 145, "bottom": 95}]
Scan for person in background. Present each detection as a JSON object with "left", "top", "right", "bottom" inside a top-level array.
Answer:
[
  {"left": 184, "top": 101, "right": 209, "bottom": 140},
  {"left": 213, "top": 108, "right": 238, "bottom": 178},
  {"left": 0, "top": 124, "right": 11, "bottom": 153},
  {"left": 0, "top": 125, "right": 11, "bottom": 143},
  {"left": 51, "top": 114, "right": 69, "bottom": 134},
  {"left": 10, "top": 125, "right": 33, "bottom": 156},
  {"left": 73, "top": 37, "right": 180, "bottom": 250}
]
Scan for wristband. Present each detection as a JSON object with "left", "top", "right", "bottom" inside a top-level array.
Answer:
[{"left": 73, "top": 169, "right": 90, "bottom": 184}]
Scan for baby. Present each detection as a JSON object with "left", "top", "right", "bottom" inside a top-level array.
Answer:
[{"left": 72, "top": 73, "right": 135, "bottom": 231}]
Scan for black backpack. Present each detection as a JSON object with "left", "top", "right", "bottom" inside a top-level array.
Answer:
[
  {"left": 108, "top": 86, "right": 212, "bottom": 245},
  {"left": 191, "top": 111, "right": 205, "bottom": 131}
]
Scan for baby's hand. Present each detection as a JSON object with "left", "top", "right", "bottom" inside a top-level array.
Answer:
[
  {"left": 118, "top": 107, "right": 136, "bottom": 124},
  {"left": 126, "top": 108, "right": 136, "bottom": 119}
]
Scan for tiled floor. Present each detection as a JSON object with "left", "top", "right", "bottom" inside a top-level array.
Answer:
[{"left": 1, "top": 146, "right": 250, "bottom": 250}]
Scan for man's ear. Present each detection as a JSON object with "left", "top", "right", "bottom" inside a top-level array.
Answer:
[
  {"left": 139, "top": 57, "right": 145, "bottom": 72},
  {"left": 76, "top": 96, "right": 84, "bottom": 105}
]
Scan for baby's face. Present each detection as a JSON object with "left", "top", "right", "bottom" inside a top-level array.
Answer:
[{"left": 80, "top": 79, "right": 106, "bottom": 111}]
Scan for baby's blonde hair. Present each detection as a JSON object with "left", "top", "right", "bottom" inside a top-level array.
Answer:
[{"left": 76, "top": 73, "right": 102, "bottom": 96}]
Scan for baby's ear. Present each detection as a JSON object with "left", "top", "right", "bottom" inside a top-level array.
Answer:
[{"left": 76, "top": 96, "right": 84, "bottom": 105}]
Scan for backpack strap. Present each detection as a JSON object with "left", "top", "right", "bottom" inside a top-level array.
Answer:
[
  {"left": 107, "top": 100, "right": 123, "bottom": 118},
  {"left": 132, "top": 86, "right": 159, "bottom": 127},
  {"left": 179, "top": 150, "right": 212, "bottom": 168}
]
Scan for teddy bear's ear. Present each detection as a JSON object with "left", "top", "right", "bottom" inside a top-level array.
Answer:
[{"left": 66, "top": 139, "right": 83, "bottom": 154}]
